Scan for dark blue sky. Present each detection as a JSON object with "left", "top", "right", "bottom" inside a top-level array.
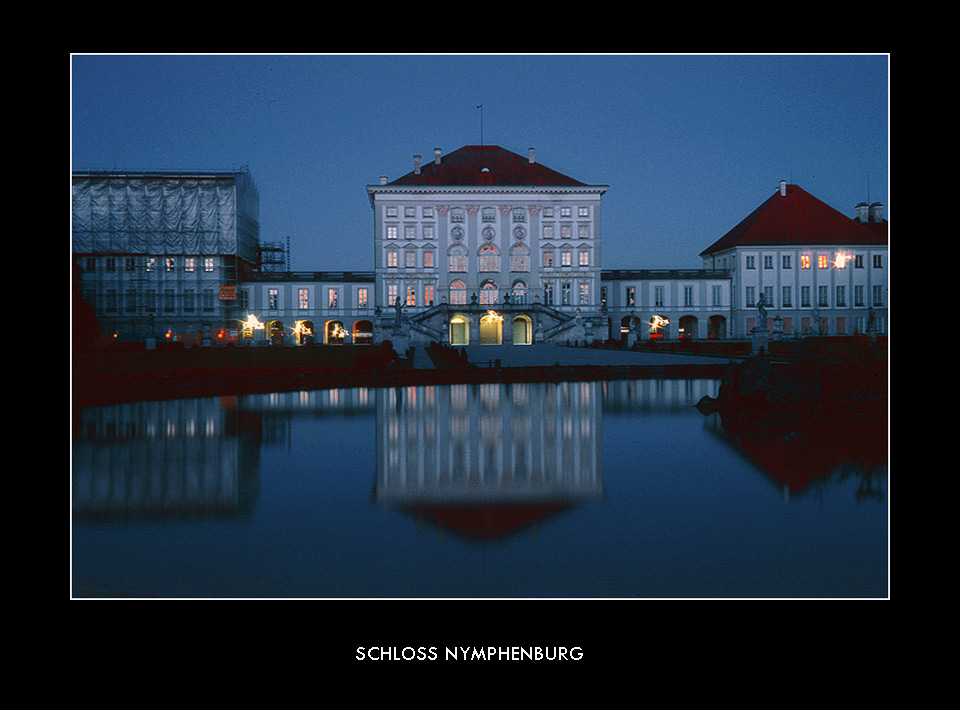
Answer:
[{"left": 71, "top": 54, "right": 889, "bottom": 272}]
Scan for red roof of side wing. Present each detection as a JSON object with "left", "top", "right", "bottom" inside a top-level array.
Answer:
[
  {"left": 700, "top": 184, "right": 888, "bottom": 255},
  {"left": 387, "top": 145, "right": 588, "bottom": 187}
]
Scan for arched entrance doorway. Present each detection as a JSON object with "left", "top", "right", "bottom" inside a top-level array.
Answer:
[
  {"left": 266, "top": 320, "right": 284, "bottom": 345},
  {"left": 293, "top": 320, "right": 314, "bottom": 345},
  {"left": 479, "top": 311, "right": 503, "bottom": 345},
  {"left": 708, "top": 315, "right": 726, "bottom": 340},
  {"left": 678, "top": 315, "right": 698, "bottom": 340},
  {"left": 512, "top": 315, "right": 532, "bottom": 345},
  {"left": 353, "top": 319, "right": 373, "bottom": 345},
  {"left": 449, "top": 314, "right": 470, "bottom": 346},
  {"left": 325, "top": 320, "right": 346, "bottom": 344}
]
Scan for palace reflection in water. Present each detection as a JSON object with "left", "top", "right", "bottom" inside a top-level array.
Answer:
[{"left": 72, "top": 378, "right": 887, "bottom": 597}]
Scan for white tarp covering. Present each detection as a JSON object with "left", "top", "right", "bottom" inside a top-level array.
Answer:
[{"left": 72, "top": 173, "right": 259, "bottom": 260}]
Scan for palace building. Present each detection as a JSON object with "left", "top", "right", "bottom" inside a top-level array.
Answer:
[{"left": 72, "top": 148, "right": 887, "bottom": 346}]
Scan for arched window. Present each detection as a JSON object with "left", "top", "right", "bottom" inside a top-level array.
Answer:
[
  {"left": 510, "top": 243, "right": 530, "bottom": 272},
  {"left": 479, "top": 280, "right": 498, "bottom": 305},
  {"left": 450, "top": 279, "right": 467, "bottom": 305},
  {"left": 448, "top": 245, "right": 467, "bottom": 273},
  {"left": 478, "top": 244, "right": 499, "bottom": 272},
  {"left": 512, "top": 279, "right": 528, "bottom": 304}
]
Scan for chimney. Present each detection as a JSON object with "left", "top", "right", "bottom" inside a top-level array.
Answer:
[
  {"left": 529, "top": 148, "right": 535, "bottom": 164},
  {"left": 869, "top": 202, "right": 884, "bottom": 223},
  {"left": 380, "top": 175, "right": 387, "bottom": 185},
  {"left": 779, "top": 180, "right": 787, "bottom": 197},
  {"left": 434, "top": 148, "right": 442, "bottom": 165},
  {"left": 413, "top": 155, "right": 421, "bottom": 175},
  {"left": 855, "top": 202, "right": 869, "bottom": 223}
]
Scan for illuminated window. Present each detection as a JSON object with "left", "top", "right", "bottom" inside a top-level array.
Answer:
[
  {"left": 423, "top": 250, "right": 435, "bottom": 268},
  {"left": 801, "top": 254, "right": 811, "bottom": 269},
  {"left": 268, "top": 288, "right": 279, "bottom": 309},
  {"left": 423, "top": 225, "right": 434, "bottom": 239},
  {"left": 406, "top": 285, "right": 416, "bottom": 307},
  {"left": 404, "top": 225, "right": 416, "bottom": 240},
  {"left": 405, "top": 250, "right": 416, "bottom": 268},
  {"left": 386, "top": 225, "right": 398, "bottom": 240},
  {"left": 579, "top": 250, "right": 590, "bottom": 266},
  {"left": 358, "top": 288, "right": 368, "bottom": 308},
  {"left": 387, "top": 284, "right": 398, "bottom": 306},
  {"left": 449, "top": 247, "right": 467, "bottom": 273},
  {"left": 165, "top": 257, "right": 175, "bottom": 272},
  {"left": 579, "top": 283, "right": 589, "bottom": 304},
  {"left": 542, "top": 250, "right": 554, "bottom": 267},
  {"left": 424, "top": 284, "right": 435, "bottom": 306},
  {"left": 387, "top": 250, "right": 398, "bottom": 268},
  {"left": 818, "top": 254, "right": 828, "bottom": 269},
  {"left": 184, "top": 257, "right": 195, "bottom": 272},
  {"left": 450, "top": 280, "right": 467, "bottom": 305},
  {"left": 479, "top": 245, "right": 500, "bottom": 272},
  {"left": 578, "top": 224, "right": 590, "bottom": 239},
  {"left": 626, "top": 287, "right": 635, "bottom": 306},
  {"left": 479, "top": 281, "right": 498, "bottom": 305},
  {"left": 561, "top": 250, "right": 571, "bottom": 267},
  {"left": 561, "top": 282, "right": 571, "bottom": 305},
  {"left": 204, "top": 257, "right": 215, "bottom": 272},
  {"left": 543, "top": 224, "right": 554, "bottom": 239},
  {"left": 544, "top": 283, "right": 554, "bottom": 305},
  {"left": 579, "top": 206, "right": 589, "bottom": 218}
]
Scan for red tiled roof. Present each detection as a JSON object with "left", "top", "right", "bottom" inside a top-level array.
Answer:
[
  {"left": 700, "top": 184, "right": 888, "bottom": 255},
  {"left": 387, "top": 145, "right": 588, "bottom": 187}
]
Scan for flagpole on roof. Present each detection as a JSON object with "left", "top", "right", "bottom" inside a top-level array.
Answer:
[{"left": 477, "top": 104, "right": 483, "bottom": 145}]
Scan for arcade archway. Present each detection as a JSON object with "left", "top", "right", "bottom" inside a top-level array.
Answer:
[
  {"left": 479, "top": 311, "right": 503, "bottom": 345},
  {"left": 449, "top": 314, "right": 470, "bottom": 346},
  {"left": 512, "top": 315, "right": 532, "bottom": 345}
]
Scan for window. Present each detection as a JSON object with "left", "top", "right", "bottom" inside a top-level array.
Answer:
[
  {"left": 512, "top": 280, "right": 528, "bottom": 304},
  {"left": 423, "top": 207, "right": 433, "bottom": 218},
  {"left": 164, "top": 289, "right": 175, "bottom": 312},
  {"left": 560, "top": 224, "right": 572, "bottom": 239},
  {"left": 626, "top": 287, "right": 635, "bottom": 306},
  {"left": 544, "top": 283, "right": 554, "bottom": 305},
  {"left": 184, "top": 289, "right": 195, "bottom": 312},
  {"left": 855, "top": 255, "right": 864, "bottom": 269},
  {"left": 854, "top": 285, "right": 864, "bottom": 307},
  {"left": 423, "top": 225, "right": 434, "bottom": 240},
  {"left": 561, "top": 282, "right": 571, "bottom": 305},
  {"left": 451, "top": 208, "right": 464, "bottom": 223},
  {"left": 745, "top": 256, "right": 755, "bottom": 269},
  {"left": 268, "top": 288, "right": 279, "bottom": 309},
  {"left": 542, "top": 250, "right": 554, "bottom": 268},
  {"left": 205, "top": 257, "right": 215, "bottom": 272},
  {"left": 745, "top": 286, "right": 756, "bottom": 308},
  {"left": 105, "top": 257, "right": 116, "bottom": 272},
  {"left": 510, "top": 249, "right": 529, "bottom": 272},
  {"left": 560, "top": 206, "right": 571, "bottom": 217},
  {"left": 146, "top": 258, "right": 156, "bottom": 272},
  {"left": 578, "top": 206, "right": 589, "bottom": 218},
  {"left": 404, "top": 225, "right": 416, "bottom": 240},
  {"left": 782, "top": 255, "right": 791, "bottom": 269},
  {"left": 543, "top": 207, "right": 554, "bottom": 218},
  {"left": 655, "top": 286, "right": 665, "bottom": 307},
  {"left": 125, "top": 257, "right": 136, "bottom": 272},
  {"left": 330, "top": 289, "right": 342, "bottom": 309},
  {"left": 386, "top": 206, "right": 397, "bottom": 217},
  {"left": 782, "top": 286, "right": 792, "bottom": 307},
  {"left": 836, "top": 285, "right": 846, "bottom": 307},
  {"left": 449, "top": 249, "right": 467, "bottom": 273},
  {"left": 299, "top": 288, "right": 311, "bottom": 309},
  {"left": 818, "top": 254, "right": 828, "bottom": 269},
  {"left": 801, "top": 286, "right": 811, "bottom": 308},
  {"left": 512, "top": 208, "right": 526, "bottom": 223},
  {"left": 578, "top": 224, "right": 590, "bottom": 239},
  {"left": 818, "top": 285, "right": 829, "bottom": 307},
  {"left": 185, "top": 257, "right": 195, "bottom": 272},
  {"left": 165, "top": 257, "right": 175, "bottom": 272},
  {"left": 404, "top": 206, "right": 416, "bottom": 218},
  {"left": 764, "top": 255, "right": 773, "bottom": 269},
  {"left": 424, "top": 284, "right": 435, "bottom": 306},
  {"left": 449, "top": 280, "right": 467, "bottom": 305},
  {"left": 873, "top": 254, "right": 883, "bottom": 269},
  {"left": 202, "top": 289, "right": 214, "bottom": 311},
  {"left": 387, "top": 284, "right": 399, "bottom": 306},
  {"left": 479, "top": 281, "right": 498, "bottom": 305},
  {"left": 684, "top": 285, "right": 693, "bottom": 307},
  {"left": 579, "top": 283, "right": 589, "bottom": 304},
  {"left": 386, "top": 225, "right": 398, "bottom": 240},
  {"left": 543, "top": 224, "right": 554, "bottom": 239},
  {"left": 482, "top": 207, "right": 496, "bottom": 222},
  {"left": 872, "top": 285, "right": 884, "bottom": 306},
  {"left": 478, "top": 245, "right": 499, "bottom": 272},
  {"left": 358, "top": 288, "right": 368, "bottom": 308},
  {"left": 763, "top": 286, "right": 773, "bottom": 308},
  {"left": 125, "top": 289, "right": 137, "bottom": 313},
  {"left": 406, "top": 285, "right": 416, "bottom": 307},
  {"left": 405, "top": 250, "right": 416, "bottom": 268},
  {"left": 578, "top": 250, "right": 590, "bottom": 267},
  {"left": 712, "top": 285, "right": 722, "bottom": 307},
  {"left": 387, "top": 251, "right": 398, "bottom": 268},
  {"left": 801, "top": 254, "right": 811, "bottom": 269},
  {"left": 561, "top": 250, "right": 571, "bottom": 267},
  {"left": 423, "top": 250, "right": 435, "bottom": 268}
]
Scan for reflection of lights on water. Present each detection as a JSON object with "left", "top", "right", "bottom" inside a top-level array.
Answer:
[{"left": 649, "top": 315, "right": 669, "bottom": 332}]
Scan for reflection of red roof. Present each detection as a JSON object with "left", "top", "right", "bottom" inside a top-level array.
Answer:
[
  {"left": 701, "top": 184, "right": 887, "bottom": 255},
  {"left": 408, "top": 502, "right": 573, "bottom": 541},
  {"left": 387, "top": 145, "right": 589, "bottom": 187}
]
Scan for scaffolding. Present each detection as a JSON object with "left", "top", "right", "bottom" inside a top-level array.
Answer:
[{"left": 259, "top": 238, "right": 289, "bottom": 272}]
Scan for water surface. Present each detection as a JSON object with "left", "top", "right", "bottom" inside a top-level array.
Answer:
[{"left": 72, "top": 379, "right": 888, "bottom": 598}]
